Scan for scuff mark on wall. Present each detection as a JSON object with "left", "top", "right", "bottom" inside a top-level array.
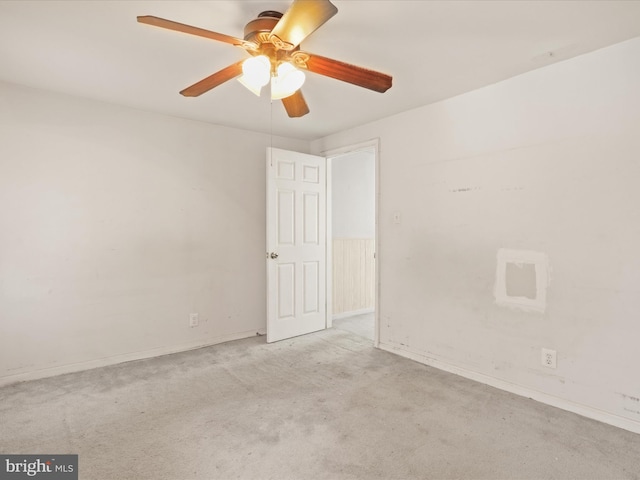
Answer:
[
  {"left": 620, "top": 393, "right": 640, "bottom": 416},
  {"left": 449, "top": 187, "right": 482, "bottom": 193}
]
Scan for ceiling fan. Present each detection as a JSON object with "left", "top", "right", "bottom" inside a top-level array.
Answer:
[{"left": 137, "top": 0, "right": 392, "bottom": 118}]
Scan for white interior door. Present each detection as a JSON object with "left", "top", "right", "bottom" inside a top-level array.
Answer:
[{"left": 266, "top": 147, "right": 326, "bottom": 343}]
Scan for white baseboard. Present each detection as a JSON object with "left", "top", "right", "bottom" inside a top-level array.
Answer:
[
  {"left": 332, "top": 308, "right": 374, "bottom": 321},
  {"left": 0, "top": 329, "right": 259, "bottom": 387},
  {"left": 379, "top": 341, "right": 640, "bottom": 435}
]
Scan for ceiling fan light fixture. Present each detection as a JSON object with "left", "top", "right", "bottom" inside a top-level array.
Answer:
[
  {"left": 138, "top": 0, "right": 392, "bottom": 118},
  {"left": 237, "top": 75, "right": 263, "bottom": 96},
  {"left": 271, "top": 62, "right": 306, "bottom": 100},
  {"left": 238, "top": 55, "right": 271, "bottom": 95}
]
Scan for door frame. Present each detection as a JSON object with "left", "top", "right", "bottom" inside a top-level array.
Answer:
[{"left": 322, "top": 139, "right": 380, "bottom": 348}]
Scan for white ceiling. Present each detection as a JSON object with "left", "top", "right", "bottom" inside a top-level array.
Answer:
[{"left": 1, "top": 1, "right": 640, "bottom": 140}]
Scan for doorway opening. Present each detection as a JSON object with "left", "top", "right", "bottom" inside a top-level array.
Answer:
[{"left": 326, "top": 141, "right": 378, "bottom": 345}]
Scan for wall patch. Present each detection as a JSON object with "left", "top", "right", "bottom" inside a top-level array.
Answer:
[{"left": 495, "top": 249, "right": 550, "bottom": 313}]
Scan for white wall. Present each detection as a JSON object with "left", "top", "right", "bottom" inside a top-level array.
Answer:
[
  {"left": 312, "top": 37, "right": 640, "bottom": 433},
  {"left": 332, "top": 149, "right": 375, "bottom": 238},
  {"left": 0, "top": 81, "right": 308, "bottom": 384}
]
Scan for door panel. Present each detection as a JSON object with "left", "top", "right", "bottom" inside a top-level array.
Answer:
[
  {"left": 277, "top": 263, "right": 295, "bottom": 319},
  {"left": 303, "top": 193, "right": 319, "bottom": 244},
  {"left": 278, "top": 190, "right": 295, "bottom": 245},
  {"left": 267, "top": 148, "right": 326, "bottom": 343},
  {"left": 303, "top": 261, "right": 319, "bottom": 314}
]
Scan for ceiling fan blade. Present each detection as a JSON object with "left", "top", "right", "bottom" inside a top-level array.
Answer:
[
  {"left": 137, "top": 16, "right": 252, "bottom": 48},
  {"left": 301, "top": 53, "right": 392, "bottom": 93},
  {"left": 180, "top": 60, "right": 245, "bottom": 97},
  {"left": 270, "top": 0, "right": 338, "bottom": 50},
  {"left": 282, "top": 90, "right": 310, "bottom": 118}
]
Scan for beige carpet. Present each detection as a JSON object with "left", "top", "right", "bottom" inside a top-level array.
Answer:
[{"left": 1, "top": 327, "right": 639, "bottom": 479}]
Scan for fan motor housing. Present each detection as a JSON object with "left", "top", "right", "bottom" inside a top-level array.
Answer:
[{"left": 244, "top": 11, "right": 283, "bottom": 44}]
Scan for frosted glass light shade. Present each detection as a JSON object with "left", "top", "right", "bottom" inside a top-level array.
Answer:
[
  {"left": 238, "top": 55, "right": 270, "bottom": 96},
  {"left": 237, "top": 75, "right": 263, "bottom": 96},
  {"left": 271, "top": 62, "right": 305, "bottom": 100}
]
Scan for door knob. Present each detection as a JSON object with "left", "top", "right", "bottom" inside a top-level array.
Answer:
[{"left": 270, "top": 252, "right": 279, "bottom": 259}]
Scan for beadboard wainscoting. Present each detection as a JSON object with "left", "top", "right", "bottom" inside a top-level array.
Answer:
[{"left": 332, "top": 238, "right": 375, "bottom": 315}]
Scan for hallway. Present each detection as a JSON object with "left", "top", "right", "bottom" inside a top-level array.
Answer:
[{"left": 333, "top": 312, "right": 374, "bottom": 341}]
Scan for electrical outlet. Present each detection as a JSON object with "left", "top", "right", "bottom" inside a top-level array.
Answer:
[
  {"left": 189, "top": 313, "right": 199, "bottom": 328},
  {"left": 541, "top": 348, "right": 557, "bottom": 369}
]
